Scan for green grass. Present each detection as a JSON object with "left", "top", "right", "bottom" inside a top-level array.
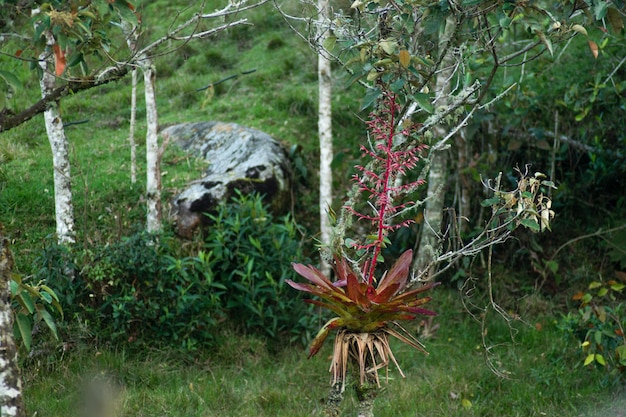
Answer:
[{"left": 22, "top": 289, "right": 621, "bottom": 417}]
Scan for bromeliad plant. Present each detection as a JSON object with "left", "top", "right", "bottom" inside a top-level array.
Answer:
[{"left": 287, "top": 91, "right": 437, "bottom": 413}]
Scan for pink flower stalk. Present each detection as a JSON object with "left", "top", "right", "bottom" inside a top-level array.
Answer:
[{"left": 346, "top": 92, "right": 427, "bottom": 287}]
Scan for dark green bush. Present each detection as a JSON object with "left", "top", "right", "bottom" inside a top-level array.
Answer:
[
  {"left": 37, "top": 193, "right": 316, "bottom": 349},
  {"left": 202, "top": 191, "right": 316, "bottom": 345},
  {"left": 41, "top": 232, "right": 224, "bottom": 350}
]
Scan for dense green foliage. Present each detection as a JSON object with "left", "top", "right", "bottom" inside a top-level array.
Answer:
[
  {"left": 32, "top": 193, "right": 313, "bottom": 350},
  {"left": 202, "top": 192, "right": 316, "bottom": 343}
]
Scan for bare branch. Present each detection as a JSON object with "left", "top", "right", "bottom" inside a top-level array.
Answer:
[{"left": 0, "top": 68, "right": 128, "bottom": 132}]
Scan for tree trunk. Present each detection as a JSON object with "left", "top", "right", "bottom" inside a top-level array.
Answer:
[
  {"left": 355, "top": 377, "right": 379, "bottom": 417},
  {"left": 143, "top": 61, "right": 162, "bottom": 233},
  {"left": 123, "top": 21, "right": 161, "bottom": 232},
  {"left": 0, "top": 233, "right": 26, "bottom": 417},
  {"left": 323, "top": 381, "right": 343, "bottom": 417},
  {"left": 129, "top": 67, "right": 138, "bottom": 184},
  {"left": 455, "top": 128, "right": 471, "bottom": 233},
  {"left": 38, "top": 30, "right": 75, "bottom": 244},
  {"left": 318, "top": 0, "right": 333, "bottom": 275},
  {"left": 124, "top": 21, "right": 139, "bottom": 185},
  {"left": 413, "top": 15, "right": 457, "bottom": 280}
]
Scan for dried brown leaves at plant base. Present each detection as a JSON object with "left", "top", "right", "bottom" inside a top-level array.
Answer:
[{"left": 330, "top": 325, "right": 427, "bottom": 392}]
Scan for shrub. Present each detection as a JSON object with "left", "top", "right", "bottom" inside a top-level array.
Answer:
[
  {"left": 559, "top": 278, "right": 626, "bottom": 382},
  {"left": 37, "top": 193, "right": 316, "bottom": 350},
  {"left": 42, "top": 232, "right": 224, "bottom": 350},
  {"left": 202, "top": 191, "right": 316, "bottom": 344}
]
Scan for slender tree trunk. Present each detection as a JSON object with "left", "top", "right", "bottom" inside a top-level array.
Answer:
[
  {"left": 38, "top": 29, "right": 75, "bottom": 244},
  {"left": 129, "top": 68, "right": 138, "bottom": 184},
  {"left": 0, "top": 234, "right": 26, "bottom": 417},
  {"left": 318, "top": 0, "right": 333, "bottom": 275},
  {"left": 143, "top": 60, "right": 162, "bottom": 233},
  {"left": 455, "top": 128, "right": 471, "bottom": 233},
  {"left": 124, "top": 22, "right": 139, "bottom": 185},
  {"left": 123, "top": 22, "right": 160, "bottom": 231},
  {"left": 413, "top": 16, "right": 457, "bottom": 280}
]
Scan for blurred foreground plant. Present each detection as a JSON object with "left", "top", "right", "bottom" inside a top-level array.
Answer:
[{"left": 561, "top": 275, "right": 626, "bottom": 380}]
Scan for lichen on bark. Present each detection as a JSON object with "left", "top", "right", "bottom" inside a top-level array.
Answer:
[{"left": 0, "top": 232, "right": 25, "bottom": 417}]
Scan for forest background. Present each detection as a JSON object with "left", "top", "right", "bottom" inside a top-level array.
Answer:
[{"left": 0, "top": 0, "right": 625, "bottom": 416}]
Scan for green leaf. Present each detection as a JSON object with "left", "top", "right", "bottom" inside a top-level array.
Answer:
[
  {"left": 379, "top": 39, "right": 397, "bottom": 55},
  {"left": 545, "top": 260, "right": 558, "bottom": 274},
  {"left": 113, "top": 1, "right": 138, "bottom": 25},
  {"left": 344, "top": 238, "right": 357, "bottom": 248},
  {"left": 520, "top": 218, "right": 540, "bottom": 232},
  {"left": 40, "top": 291, "right": 53, "bottom": 304},
  {"left": 595, "top": 353, "right": 606, "bottom": 366},
  {"left": 390, "top": 78, "right": 405, "bottom": 93},
  {"left": 9, "top": 279, "right": 19, "bottom": 296},
  {"left": 37, "top": 305, "right": 59, "bottom": 340},
  {"left": 40, "top": 285, "right": 60, "bottom": 303},
  {"left": 413, "top": 92, "right": 433, "bottom": 114},
  {"left": 0, "top": 70, "right": 23, "bottom": 91},
  {"left": 16, "top": 313, "right": 32, "bottom": 351},
  {"left": 481, "top": 196, "right": 501, "bottom": 207},
  {"left": 594, "top": 1, "right": 609, "bottom": 20},
  {"left": 19, "top": 292, "right": 36, "bottom": 314},
  {"left": 34, "top": 14, "right": 51, "bottom": 41},
  {"left": 594, "top": 330, "right": 602, "bottom": 345},
  {"left": 616, "top": 345, "right": 626, "bottom": 365},
  {"left": 323, "top": 35, "right": 337, "bottom": 52},
  {"left": 361, "top": 87, "right": 381, "bottom": 111},
  {"left": 583, "top": 353, "right": 595, "bottom": 366},
  {"left": 499, "top": 16, "right": 512, "bottom": 29},
  {"left": 461, "top": 398, "right": 472, "bottom": 410}
]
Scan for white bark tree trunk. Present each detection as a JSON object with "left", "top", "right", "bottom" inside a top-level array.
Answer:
[
  {"left": 318, "top": 0, "right": 333, "bottom": 275},
  {"left": 143, "top": 60, "right": 162, "bottom": 233},
  {"left": 129, "top": 68, "right": 138, "bottom": 184},
  {"left": 124, "top": 22, "right": 139, "bottom": 185},
  {"left": 414, "top": 16, "right": 457, "bottom": 280},
  {"left": 0, "top": 236, "right": 25, "bottom": 417},
  {"left": 38, "top": 30, "right": 75, "bottom": 245},
  {"left": 123, "top": 21, "right": 161, "bottom": 232}
]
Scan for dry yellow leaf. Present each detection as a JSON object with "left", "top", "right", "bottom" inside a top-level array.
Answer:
[{"left": 399, "top": 50, "right": 410, "bottom": 68}]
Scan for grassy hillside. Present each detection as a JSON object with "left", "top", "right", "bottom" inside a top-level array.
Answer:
[{"left": 0, "top": 0, "right": 364, "bottom": 270}]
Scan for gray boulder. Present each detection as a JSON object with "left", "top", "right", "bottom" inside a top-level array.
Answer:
[{"left": 162, "top": 122, "right": 292, "bottom": 238}]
